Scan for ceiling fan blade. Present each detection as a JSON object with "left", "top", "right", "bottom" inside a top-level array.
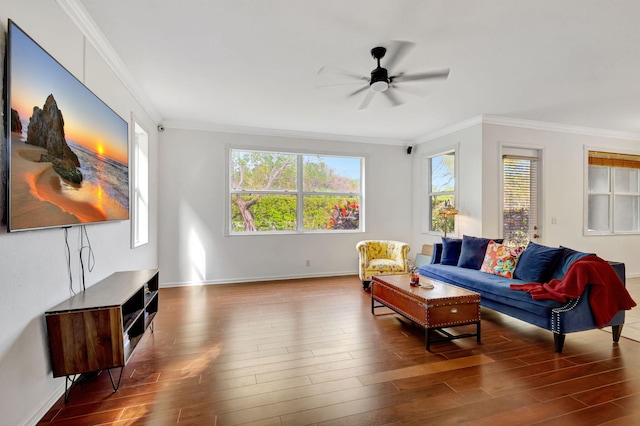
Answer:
[
  {"left": 389, "top": 83, "right": 428, "bottom": 97},
  {"left": 317, "top": 81, "right": 370, "bottom": 89},
  {"left": 392, "top": 69, "right": 450, "bottom": 83},
  {"left": 384, "top": 40, "right": 416, "bottom": 73},
  {"left": 317, "top": 65, "right": 368, "bottom": 81},
  {"left": 358, "top": 90, "right": 375, "bottom": 110},
  {"left": 382, "top": 90, "right": 402, "bottom": 107},
  {"left": 348, "top": 85, "right": 370, "bottom": 98}
]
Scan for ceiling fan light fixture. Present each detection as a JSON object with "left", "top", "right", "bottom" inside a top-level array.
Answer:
[{"left": 370, "top": 80, "right": 389, "bottom": 92}]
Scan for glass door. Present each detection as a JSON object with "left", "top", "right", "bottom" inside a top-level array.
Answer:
[{"left": 502, "top": 148, "right": 541, "bottom": 246}]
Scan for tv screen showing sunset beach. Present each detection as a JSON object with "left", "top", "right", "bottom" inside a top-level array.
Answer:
[{"left": 6, "top": 21, "right": 129, "bottom": 232}]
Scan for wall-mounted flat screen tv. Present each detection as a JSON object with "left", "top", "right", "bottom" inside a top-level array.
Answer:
[{"left": 4, "top": 20, "right": 129, "bottom": 232}]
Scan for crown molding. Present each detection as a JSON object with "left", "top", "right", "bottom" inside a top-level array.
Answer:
[
  {"left": 56, "top": 0, "right": 162, "bottom": 124},
  {"left": 415, "top": 114, "right": 640, "bottom": 144},
  {"left": 412, "top": 116, "right": 483, "bottom": 144},
  {"left": 161, "top": 119, "right": 408, "bottom": 146},
  {"left": 481, "top": 115, "right": 640, "bottom": 141}
]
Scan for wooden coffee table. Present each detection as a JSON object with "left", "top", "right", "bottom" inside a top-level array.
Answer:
[{"left": 371, "top": 274, "right": 481, "bottom": 350}]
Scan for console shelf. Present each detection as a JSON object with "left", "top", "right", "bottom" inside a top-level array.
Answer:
[{"left": 45, "top": 269, "right": 159, "bottom": 400}]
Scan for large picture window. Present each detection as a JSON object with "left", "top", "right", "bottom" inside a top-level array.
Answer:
[
  {"left": 229, "top": 149, "right": 363, "bottom": 234},
  {"left": 587, "top": 150, "right": 640, "bottom": 234},
  {"left": 426, "top": 151, "right": 456, "bottom": 234}
]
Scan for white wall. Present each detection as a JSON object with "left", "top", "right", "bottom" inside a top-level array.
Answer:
[
  {"left": 411, "top": 118, "right": 640, "bottom": 277},
  {"left": 482, "top": 122, "right": 640, "bottom": 276},
  {"left": 410, "top": 122, "right": 484, "bottom": 252},
  {"left": 158, "top": 128, "right": 413, "bottom": 285},
  {"left": 0, "top": 2, "right": 159, "bottom": 425}
]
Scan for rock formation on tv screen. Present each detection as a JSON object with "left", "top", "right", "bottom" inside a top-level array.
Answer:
[
  {"left": 26, "top": 94, "right": 83, "bottom": 184},
  {"left": 10, "top": 108, "right": 22, "bottom": 134}
]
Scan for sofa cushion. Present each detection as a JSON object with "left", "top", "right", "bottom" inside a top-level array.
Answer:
[
  {"left": 480, "top": 241, "right": 525, "bottom": 278},
  {"left": 514, "top": 242, "right": 563, "bottom": 283},
  {"left": 441, "top": 238, "right": 462, "bottom": 265},
  {"left": 418, "top": 263, "right": 564, "bottom": 318},
  {"left": 549, "top": 246, "right": 592, "bottom": 280},
  {"left": 430, "top": 243, "right": 443, "bottom": 264},
  {"left": 457, "top": 235, "right": 494, "bottom": 269}
]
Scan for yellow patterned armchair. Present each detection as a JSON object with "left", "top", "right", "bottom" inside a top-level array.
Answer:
[{"left": 356, "top": 240, "right": 411, "bottom": 290}]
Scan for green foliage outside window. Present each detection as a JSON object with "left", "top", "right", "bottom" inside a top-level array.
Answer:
[
  {"left": 428, "top": 153, "right": 456, "bottom": 233},
  {"left": 431, "top": 194, "right": 455, "bottom": 234},
  {"left": 230, "top": 150, "right": 362, "bottom": 233}
]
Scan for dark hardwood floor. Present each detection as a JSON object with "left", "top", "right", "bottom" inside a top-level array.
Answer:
[{"left": 38, "top": 275, "right": 640, "bottom": 425}]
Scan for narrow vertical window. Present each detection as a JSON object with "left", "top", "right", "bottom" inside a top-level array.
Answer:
[
  {"left": 502, "top": 148, "right": 540, "bottom": 246},
  {"left": 132, "top": 121, "right": 149, "bottom": 247},
  {"left": 426, "top": 152, "right": 456, "bottom": 234}
]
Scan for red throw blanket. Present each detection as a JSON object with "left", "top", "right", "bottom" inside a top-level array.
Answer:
[{"left": 510, "top": 255, "right": 636, "bottom": 328}]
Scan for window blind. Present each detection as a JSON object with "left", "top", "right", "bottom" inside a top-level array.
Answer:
[
  {"left": 503, "top": 155, "right": 538, "bottom": 245},
  {"left": 589, "top": 151, "right": 640, "bottom": 169}
]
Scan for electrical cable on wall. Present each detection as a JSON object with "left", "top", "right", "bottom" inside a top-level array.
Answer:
[
  {"left": 79, "top": 225, "right": 95, "bottom": 292},
  {"left": 63, "top": 227, "right": 75, "bottom": 295}
]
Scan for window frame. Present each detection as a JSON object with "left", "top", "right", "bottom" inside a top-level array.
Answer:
[
  {"left": 500, "top": 147, "right": 542, "bottom": 246},
  {"left": 585, "top": 147, "right": 640, "bottom": 236},
  {"left": 130, "top": 118, "right": 149, "bottom": 248},
  {"left": 226, "top": 147, "right": 365, "bottom": 235},
  {"left": 422, "top": 147, "right": 458, "bottom": 235}
]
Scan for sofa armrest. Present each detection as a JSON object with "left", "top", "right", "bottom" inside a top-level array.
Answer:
[{"left": 609, "top": 261, "right": 626, "bottom": 285}]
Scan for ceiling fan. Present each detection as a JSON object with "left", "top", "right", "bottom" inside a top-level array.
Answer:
[{"left": 318, "top": 41, "right": 450, "bottom": 110}]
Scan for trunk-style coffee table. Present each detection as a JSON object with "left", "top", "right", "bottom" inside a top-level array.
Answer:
[{"left": 371, "top": 274, "right": 481, "bottom": 350}]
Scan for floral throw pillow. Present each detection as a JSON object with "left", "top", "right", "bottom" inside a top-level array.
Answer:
[{"left": 480, "top": 241, "right": 525, "bottom": 278}]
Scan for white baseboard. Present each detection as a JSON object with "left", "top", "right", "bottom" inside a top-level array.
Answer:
[
  {"left": 160, "top": 271, "right": 358, "bottom": 288},
  {"left": 23, "top": 381, "right": 64, "bottom": 426}
]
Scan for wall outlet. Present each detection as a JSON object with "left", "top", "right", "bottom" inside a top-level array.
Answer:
[{"left": 305, "top": 260, "right": 310, "bottom": 267}]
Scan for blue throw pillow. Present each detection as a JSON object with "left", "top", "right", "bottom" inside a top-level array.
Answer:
[
  {"left": 514, "top": 242, "right": 564, "bottom": 283},
  {"left": 457, "top": 235, "right": 503, "bottom": 270},
  {"left": 549, "top": 246, "right": 592, "bottom": 280},
  {"left": 430, "top": 243, "right": 443, "bottom": 264},
  {"left": 440, "top": 237, "right": 463, "bottom": 266}
]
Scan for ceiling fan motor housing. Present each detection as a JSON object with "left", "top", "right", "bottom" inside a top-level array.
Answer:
[
  {"left": 370, "top": 67, "right": 389, "bottom": 83},
  {"left": 370, "top": 47, "right": 389, "bottom": 91}
]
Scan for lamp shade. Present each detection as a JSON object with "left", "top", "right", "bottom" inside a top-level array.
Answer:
[{"left": 439, "top": 204, "right": 459, "bottom": 217}]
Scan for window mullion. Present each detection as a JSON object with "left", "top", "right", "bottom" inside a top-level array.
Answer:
[
  {"left": 611, "top": 168, "right": 616, "bottom": 233},
  {"left": 297, "top": 155, "right": 304, "bottom": 233}
]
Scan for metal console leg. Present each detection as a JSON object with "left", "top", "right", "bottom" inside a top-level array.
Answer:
[
  {"left": 108, "top": 367, "right": 124, "bottom": 392},
  {"left": 63, "top": 374, "right": 80, "bottom": 403}
]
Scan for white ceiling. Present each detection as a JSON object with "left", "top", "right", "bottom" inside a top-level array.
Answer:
[{"left": 76, "top": 0, "right": 640, "bottom": 143}]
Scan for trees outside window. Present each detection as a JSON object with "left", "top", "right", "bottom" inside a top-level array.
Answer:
[
  {"left": 427, "top": 152, "right": 456, "bottom": 234},
  {"left": 229, "top": 149, "right": 363, "bottom": 233}
]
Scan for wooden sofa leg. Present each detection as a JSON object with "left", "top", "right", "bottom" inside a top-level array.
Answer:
[
  {"left": 612, "top": 324, "right": 623, "bottom": 342},
  {"left": 362, "top": 280, "right": 371, "bottom": 291},
  {"left": 554, "top": 333, "right": 566, "bottom": 353}
]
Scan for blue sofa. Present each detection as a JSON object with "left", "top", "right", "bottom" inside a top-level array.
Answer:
[{"left": 418, "top": 237, "right": 628, "bottom": 353}]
